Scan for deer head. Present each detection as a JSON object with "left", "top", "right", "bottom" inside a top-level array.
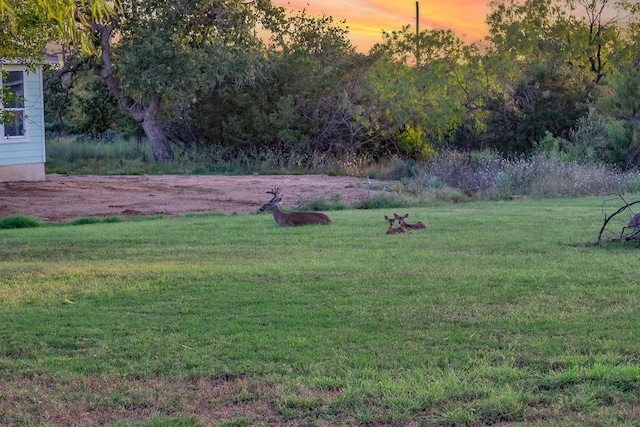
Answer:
[
  {"left": 385, "top": 215, "right": 407, "bottom": 234},
  {"left": 259, "top": 187, "right": 282, "bottom": 213}
]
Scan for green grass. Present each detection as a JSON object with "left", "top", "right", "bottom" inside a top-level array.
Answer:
[{"left": 1, "top": 197, "right": 639, "bottom": 426}]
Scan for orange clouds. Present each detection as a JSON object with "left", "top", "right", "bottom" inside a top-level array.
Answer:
[{"left": 271, "top": 0, "right": 491, "bottom": 52}]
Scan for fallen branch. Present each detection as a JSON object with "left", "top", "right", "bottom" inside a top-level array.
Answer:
[{"left": 597, "top": 194, "right": 640, "bottom": 243}]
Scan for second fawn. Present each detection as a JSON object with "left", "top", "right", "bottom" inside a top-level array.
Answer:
[
  {"left": 385, "top": 215, "right": 407, "bottom": 234},
  {"left": 260, "top": 187, "right": 331, "bottom": 226},
  {"left": 395, "top": 213, "right": 427, "bottom": 230}
]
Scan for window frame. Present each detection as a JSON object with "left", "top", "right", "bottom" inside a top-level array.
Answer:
[{"left": 1, "top": 65, "right": 29, "bottom": 143}]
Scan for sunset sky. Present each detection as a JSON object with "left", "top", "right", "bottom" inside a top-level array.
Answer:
[{"left": 271, "top": 0, "right": 492, "bottom": 52}]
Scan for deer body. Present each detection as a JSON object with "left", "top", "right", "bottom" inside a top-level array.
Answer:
[
  {"left": 260, "top": 188, "right": 331, "bottom": 226},
  {"left": 395, "top": 213, "right": 427, "bottom": 230}
]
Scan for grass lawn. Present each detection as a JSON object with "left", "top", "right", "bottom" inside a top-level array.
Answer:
[{"left": 1, "top": 196, "right": 639, "bottom": 426}]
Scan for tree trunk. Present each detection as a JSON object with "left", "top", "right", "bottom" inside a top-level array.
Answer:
[
  {"left": 90, "top": 19, "right": 175, "bottom": 163},
  {"left": 141, "top": 114, "right": 175, "bottom": 163},
  {"left": 114, "top": 92, "right": 175, "bottom": 163},
  {"left": 139, "top": 96, "right": 175, "bottom": 163}
]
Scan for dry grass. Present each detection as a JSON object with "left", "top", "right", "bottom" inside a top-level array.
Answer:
[{"left": 0, "top": 375, "right": 354, "bottom": 426}]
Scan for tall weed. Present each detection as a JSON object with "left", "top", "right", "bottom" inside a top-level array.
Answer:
[{"left": 408, "top": 151, "right": 640, "bottom": 199}]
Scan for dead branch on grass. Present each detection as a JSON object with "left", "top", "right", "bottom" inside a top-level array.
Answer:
[{"left": 597, "top": 194, "right": 640, "bottom": 244}]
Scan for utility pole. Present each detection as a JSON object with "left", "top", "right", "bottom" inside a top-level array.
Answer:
[{"left": 415, "top": 1, "right": 420, "bottom": 66}]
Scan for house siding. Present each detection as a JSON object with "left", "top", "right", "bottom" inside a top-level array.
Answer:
[{"left": 0, "top": 64, "right": 46, "bottom": 181}]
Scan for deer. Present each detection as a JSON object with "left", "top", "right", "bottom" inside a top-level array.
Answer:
[
  {"left": 621, "top": 212, "right": 640, "bottom": 240},
  {"left": 385, "top": 215, "right": 407, "bottom": 234},
  {"left": 259, "top": 187, "right": 331, "bottom": 226},
  {"left": 394, "top": 213, "right": 427, "bottom": 230}
]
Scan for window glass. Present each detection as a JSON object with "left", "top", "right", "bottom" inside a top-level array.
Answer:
[{"left": 2, "top": 70, "right": 26, "bottom": 139}]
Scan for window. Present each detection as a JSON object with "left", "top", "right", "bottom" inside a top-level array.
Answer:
[{"left": 1, "top": 69, "right": 27, "bottom": 141}]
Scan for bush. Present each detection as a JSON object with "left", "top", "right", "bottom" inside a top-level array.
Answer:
[
  {"left": 355, "top": 194, "right": 415, "bottom": 210},
  {"left": 296, "top": 194, "right": 349, "bottom": 211},
  {"left": 0, "top": 215, "right": 42, "bottom": 229},
  {"left": 68, "top": 217, "right": 123, "bottom": 226},
  {"left": 69, "top": 217, "right": 101, "bottom": 226}
]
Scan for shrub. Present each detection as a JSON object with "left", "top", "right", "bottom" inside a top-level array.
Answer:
[
  {"left": 296, "top": 194, "right": 349, "bottom": 211},
  {"left": 355, "top": 194, "right": 415, "bottom": 210},
  {"left": 0, "top": 215, "right": 42, "bottom": 229},
  {"left": 68, "top": 217, "right": 123, "bottom": 226}
]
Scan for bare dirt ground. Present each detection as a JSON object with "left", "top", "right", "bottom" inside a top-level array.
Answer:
[{"left": 0, "top": 174, "right": 397, "bottom": 223}]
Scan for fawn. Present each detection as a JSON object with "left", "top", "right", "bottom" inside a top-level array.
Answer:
[
  {"left": 260, "top": 187, "right": 331, "bottom": 226},
  {"left": 394, "top": 213, "right": 427, "bottom": 230},
  {"left": 384, "top": 215, "right": 407, "bottom": 234}
]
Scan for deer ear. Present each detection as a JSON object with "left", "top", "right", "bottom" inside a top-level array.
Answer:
[{"left": 274, "top": 197, "right": 282, "bottom": 203}]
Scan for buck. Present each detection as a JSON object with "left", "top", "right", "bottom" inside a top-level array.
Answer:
[
  {"left": 395, "top": 213, "right": 427, "bottom": 230},
  {"left": 260, "top": 188, "right": 331, "bottom": 226},
  {"left": 384, "top": 215, "right": 407, "bottom": 234}
]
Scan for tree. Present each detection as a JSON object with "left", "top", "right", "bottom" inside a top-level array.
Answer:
[
  {"left": 0, "top": 0, "right": 117, "bottom": 58},
  {"left": 3, "top": 0, "right": 285, "bottom": 162},
  {"left": 0, "top": 3, "right": 50, "bottom": 61},
  {"left": 483, "top": 0, "right": 595, "bottom": 153},
  {"left": 564, "top": 0, "right": 639, "bottom": 84},
  {"left": 364, "top": 26, "right": 466, "bottom": 159},
  {"left": 482, "top": 0, "right": 640, "bottom": 155},
  {"left": 594, "top": 18, "right": 640, "bottom": 167},
  {"left": 79, "top": 0, "right": 285, "bottom": 162},
  {"left": 189, "top": 10, "right": 364, "bottom": 161},
  {"left": 449, "top": 43, "right": 494, "bottom": 151}
]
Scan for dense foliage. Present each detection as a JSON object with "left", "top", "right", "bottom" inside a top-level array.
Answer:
[{"left": 3, "top": 0, "right": 640, "bottom": 168}]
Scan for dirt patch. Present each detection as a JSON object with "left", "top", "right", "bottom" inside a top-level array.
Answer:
[{"left": 0, "top": 174, "right": 397, "bottom": 223}]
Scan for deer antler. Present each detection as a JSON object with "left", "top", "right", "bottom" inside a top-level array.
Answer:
[{"left": 266, "top": 187, "right": 281, "bottom": 202}]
